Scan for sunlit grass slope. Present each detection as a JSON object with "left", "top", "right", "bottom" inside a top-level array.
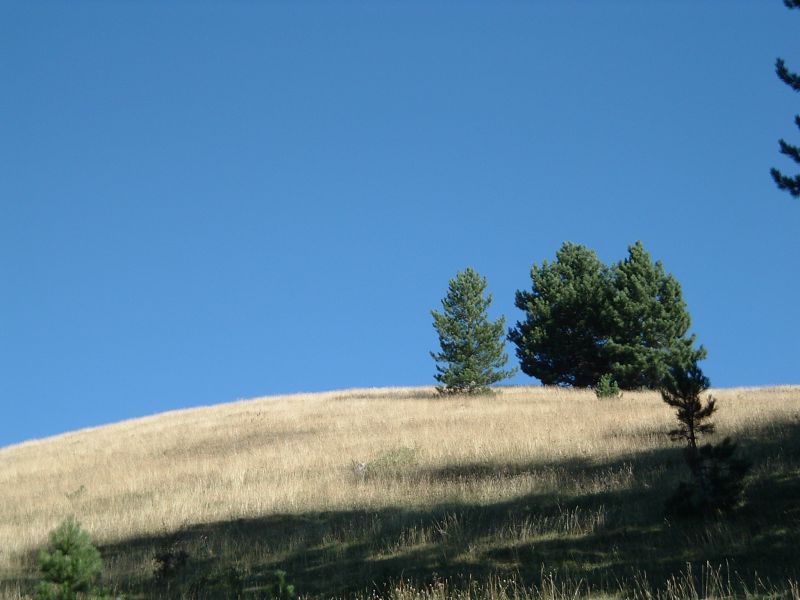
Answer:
[{"left": 1, "top": 386, "right": 799, "bottom": 598}]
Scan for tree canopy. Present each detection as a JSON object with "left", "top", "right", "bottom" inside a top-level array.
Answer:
[
  {"left": 606, "top": 241, "right": 706, "bottom": 389},
  {"left": 509, "top": 241, "right": 704, "bottom": 389},
  {"left": 508, "top": 243, "right": 609, "bottom": 387}
]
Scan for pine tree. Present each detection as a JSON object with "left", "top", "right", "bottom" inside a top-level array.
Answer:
[
  {"left": 509, "top": 241, "right": 705, "bottom": 390},
  {"left": 660, "top": 359, "right": 716, "bottom": 452},
  {"left": 35, "top": 517, "right": 107, "bottom": 600},
  {"left": 508, "top": 242, "right": 611, "bottom": 387},
  {"left": 771, "top": 0, "right": 800, "bottom": 197},
  {"left": 606, "top": 241, "right": 706, "bottom": 389},
  {"left": 661, "top": 360, "right": 750, "bottom": 517},
  {"left": 431, "top": 268, "right": 516, "bottom": 394}
]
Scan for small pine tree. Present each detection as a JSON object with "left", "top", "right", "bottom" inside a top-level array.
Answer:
[
  {"left": 431, "top": 268, "right": 516, "bottom": 394},
  {"left": 661, "top": 360, "right": 750, "bottom": 517},
  {"left": 594, "top": 373, "right": 621, "bottom": 399},
  {"left": 661, "top": 361, "right": 716, "bottom": 452},
  {"left": 35, "top": 517, "right": 107, "bottom": 600}
]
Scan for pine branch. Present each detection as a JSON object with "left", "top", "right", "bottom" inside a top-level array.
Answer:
[
  {"left": 697, "top": 422, "right": 716, "bottom": 436},
  {"left": 771, "top": 167, "right": 800, "bottom": 196},
  {"left": 778, "top": 138, "right": 800, "bottom": 163},
  {"left": 776, "top": 58, "right": 800, "bottom": 91}
]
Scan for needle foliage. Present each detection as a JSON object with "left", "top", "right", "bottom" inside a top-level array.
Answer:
[
  {"left": 431, "top": 268, "right": 516, "bottom": 395},
  {"left": 509, "top": 241, "right": 704, "bottom": 390}
]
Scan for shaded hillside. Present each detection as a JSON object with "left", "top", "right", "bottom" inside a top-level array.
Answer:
[{"left": 1, "top": 386, "right": 798, "bottom": 598}]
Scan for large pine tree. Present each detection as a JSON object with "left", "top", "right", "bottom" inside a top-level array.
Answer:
[
  {"left": 508, "top": 243, "right": 610, "bottom": 387},
  {"left": 606, "top": 241, "right": 706, "bottom": 389},
  {"left": 431, "top": 268, "right": 516, "bottom": 394},
  {"left": 509, "top": 241, "right": 704, "bottom": 390},
  {"left": 771, "top": 0, "right": 800, "bottom": 197}
]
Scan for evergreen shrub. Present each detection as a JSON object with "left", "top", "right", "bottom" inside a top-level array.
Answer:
[
  {"left": 594, "top": 374, "right": 621, "bottom": 399},
  {"left": 35, "top": 517, "right": 108, "bottom": 600}
]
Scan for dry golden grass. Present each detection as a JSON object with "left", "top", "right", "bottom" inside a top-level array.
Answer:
[{"left": 1, "top": 384, "right": 798, "bottom": 596}]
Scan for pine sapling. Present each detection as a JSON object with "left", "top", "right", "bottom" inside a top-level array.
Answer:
[
  {"left": 35, "top": 517, "right": 109, "bottom": 600},
  {"left": 595, "top": 373, "right": 621, "bottom": 399},
  {"left": 661, "top": 361, "right": 750, "bottom": 517},
  {"left": 661, "top": 361, "right": 716, "bottom": 457}
]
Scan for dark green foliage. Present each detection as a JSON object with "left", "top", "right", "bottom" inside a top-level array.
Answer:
[
  {"left": 509, "top": 243, "right": 609, "bottom": 387},
  {"left": 666, "top": 438, "right": 752, "bottom": 517},
  {"left": 660, "top": 360, "right": 716, "bottom": 450},
  {"left": 661, "top": 360, "right": 750, "bottom": 517},
  {"left": 771, "top": 0, "right": 800, "bottom": 197},
  {"left": 509, "top": 241, "right": 703, "bottom": 389},
  {"left": 35, "top": 517, "right": 107, "bottom": 600},
  {"left": 594, "top": 374, "right": 621, "bottom": 399},
  {"left": 431, "top": 268, "right": 516, "bottom": 394},
  {"left": 606, "top": 242, "right": 706, "bottom": 390}
]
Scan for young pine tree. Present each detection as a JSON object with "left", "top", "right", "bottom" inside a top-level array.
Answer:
[
  {"left": 661, "top": 360, "right": 717, "bottom": 453},
  {"left": 661, "top": 360, "right": 750, "bottom": 517},
  {"left": 431, "top": 268, "right": 516, "bottom": 394},
  {"left": 35, "top": 517, "right": 108, "bottom": 600}
]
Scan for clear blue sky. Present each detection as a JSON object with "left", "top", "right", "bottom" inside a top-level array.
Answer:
[{"left": 2, "top": 2, "right": 798, "bottom": 447}]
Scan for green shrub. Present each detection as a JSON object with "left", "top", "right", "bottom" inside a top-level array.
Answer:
[
  {"left": 594, "top": 374, "right": 621, "bottom": 398},
  {"left": 35, "top": 517, "right": 108, "bottom": 600}
]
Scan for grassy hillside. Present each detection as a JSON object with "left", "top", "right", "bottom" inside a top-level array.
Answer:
[{"left": 1, "top": 386, "right": 799, "bottom": 599}]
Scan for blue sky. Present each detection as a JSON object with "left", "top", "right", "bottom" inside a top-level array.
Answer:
[{"left": 1, "top": 1, "right": 798, "bottom": 446}]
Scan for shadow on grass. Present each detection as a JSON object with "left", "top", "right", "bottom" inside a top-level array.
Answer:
[{"left": 20, "top": 416, "right": 800, "bottom": 599}]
